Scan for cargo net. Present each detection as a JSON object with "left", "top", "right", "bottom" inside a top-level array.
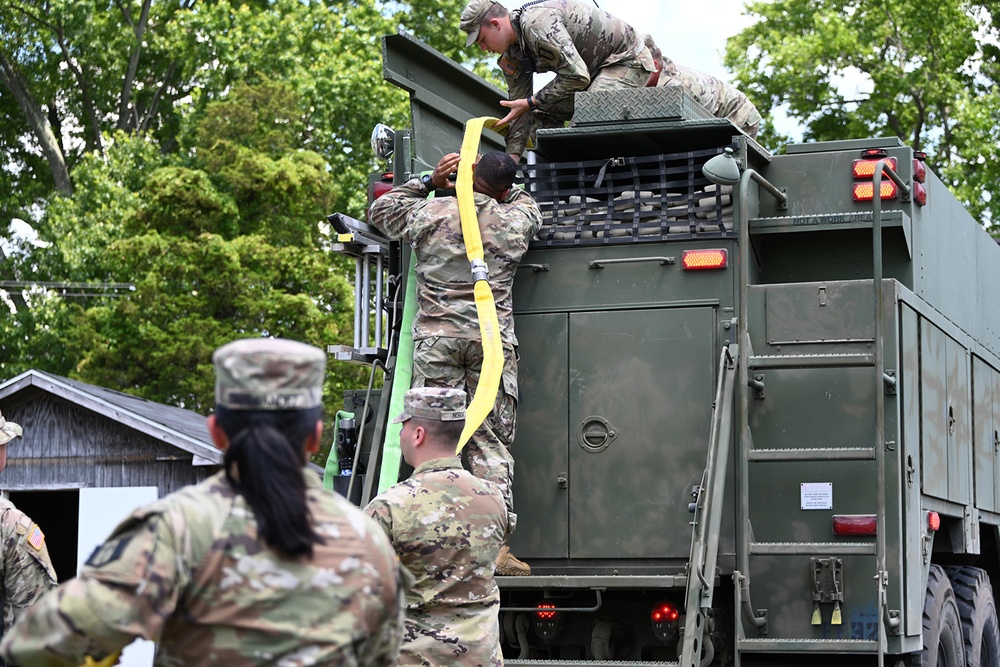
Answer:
[{"left": 524, "top": 147, "right": 735, "bottom": 246}]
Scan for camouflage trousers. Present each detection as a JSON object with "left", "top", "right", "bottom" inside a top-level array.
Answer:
[
  {"left": 412, "top": 336, "right": 518, "bottom": 534},
  {"left": 506, "top": 50, "right": 654, "bottom": 156}
]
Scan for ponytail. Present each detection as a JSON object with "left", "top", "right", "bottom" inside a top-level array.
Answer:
[{"left": 214, "top": 406, "right": 324, "bottom": 558}]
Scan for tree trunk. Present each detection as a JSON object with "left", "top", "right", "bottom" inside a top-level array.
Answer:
[{"left": 0, "top": 49, "right": 73, "bottom": 195}]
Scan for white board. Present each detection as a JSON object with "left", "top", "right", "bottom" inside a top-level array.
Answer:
[{"left": 78, "top": 486, "right": 159, "bottom": 667}]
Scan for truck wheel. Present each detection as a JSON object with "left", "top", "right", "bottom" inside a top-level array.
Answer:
[
  {"left": 945, "top": 566, "right": 1000, "bottom": 667},
  {"left": 923, "top": 564, "right": 967, "bottom": 667}
]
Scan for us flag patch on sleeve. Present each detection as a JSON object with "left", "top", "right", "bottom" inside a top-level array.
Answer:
[
  {"left": 27, "top": 523, "right": 45, "bottom": 550},
  {"left": 499, "top": 54, "right": 517, "bottom": 76}
]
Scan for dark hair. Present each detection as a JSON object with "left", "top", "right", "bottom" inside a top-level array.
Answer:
[
  {"left": 214, "top": 405, "right": 324, "bottom": 558},
  {"left": 475, "top": 151, "right": 517, "bottom": 191},
  {"left": 410, "top": 417, "right": 464, "bottom": 453}
]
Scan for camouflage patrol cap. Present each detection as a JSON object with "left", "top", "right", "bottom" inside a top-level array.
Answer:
[
  {"left": 0, "top": 411, "right": 22, "bottom": 446},
  {"left": 460, "top": 0, "right": 498, "bottom": 47},
  {"left": 213, "top": 338, "right": 326, "bottom": 410},
  {"left": 392, "top": 387, "right": 467, "bottom": 423}
]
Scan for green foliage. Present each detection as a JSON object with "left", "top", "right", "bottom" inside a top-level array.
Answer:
[
  {"left": 67, "top": 231, "right": 357, "bottom": 413},
  {"left": 724, "top": 0, "right": 999, "bottom": 225},
  {"left": 1, "top": 0, "right": 473, "bottom": 463}
]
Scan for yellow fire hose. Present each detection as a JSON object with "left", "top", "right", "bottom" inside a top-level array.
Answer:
[{"left": 455, "top": 117, "right": 504, "bottom": 452}]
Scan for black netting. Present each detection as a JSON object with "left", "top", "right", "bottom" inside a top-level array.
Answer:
[{"left": 523, "top": 148, "right": 736, "bottom": 247}]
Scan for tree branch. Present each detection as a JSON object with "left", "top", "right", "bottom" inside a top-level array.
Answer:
[
  {"left": 116, "top": 0, "right": 153, "bottom": 133},
  {"left": 0, "top": 48, "right": 72, "bottom": 195}
]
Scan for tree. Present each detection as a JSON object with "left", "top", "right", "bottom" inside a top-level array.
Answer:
[
  {"left": 0, "top": 0, "right": 480, "bottom": 465},
  {"left": 724, "top": 0, "right": 999, "bottom": 227}
]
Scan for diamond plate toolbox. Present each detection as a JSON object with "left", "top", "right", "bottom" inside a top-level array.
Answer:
[{"left": 571, "top": 87, "right": 716, "bottom": 125}]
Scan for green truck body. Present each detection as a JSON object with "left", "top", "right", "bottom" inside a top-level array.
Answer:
[{"left": 330, "top": 32, "right": 1000, "bottom": 667}]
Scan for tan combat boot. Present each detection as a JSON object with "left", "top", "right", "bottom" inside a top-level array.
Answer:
[{"left": 496, "top": 545, "right": 531, "bottom": 576}]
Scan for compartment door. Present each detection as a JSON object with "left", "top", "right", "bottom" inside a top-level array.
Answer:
[
  {"left": 568, "top": 307, "right": 715, "bottom": 559},
  {"left": 510, "top": 312, "right": 570, "bottom": 558}
]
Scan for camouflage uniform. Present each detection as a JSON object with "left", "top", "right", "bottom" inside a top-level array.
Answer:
[
  {"left": 369, "top": 177, "right": 541, "bottom": 532},
  {"left": 644, "top": 35, "right": 761, "bottom": 138},
  {"left": 0, "top": 497, "right": 58, "bottom": 636},
  {"left": 482, "top": 0, "right": 656, "bottom": 155},
  {"left": 365, "top": 456, "right": 507, "bottom": 667},
  {"left": 0, "top": 469, "right": 405, "bottom": 667}
]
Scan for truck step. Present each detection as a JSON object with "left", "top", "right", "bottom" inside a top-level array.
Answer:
[
  {"left": 738, "top": 637, "right": 878, "bottom": 653},
  {"left": 497, "top": 574, "right": 686, "bottom": 590},
  {"left": 748, "top": 447, "right": 875, "bottom": 462},
  {"left": 505, "top": 660, "right": 679, "bottom": 666},
  {"left": 748, "top": 353, "right": 875, "bottom": 369},
  {"left": 749, "top": 541, "right": 875, "bottom": 555}
]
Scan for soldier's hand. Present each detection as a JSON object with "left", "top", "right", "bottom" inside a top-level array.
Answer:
[
  {"left": 431, "top": 153, "right": 461, "bottom": 189},
  {"left": 497, "top": 97, "right": 531, "bottom": 128}
]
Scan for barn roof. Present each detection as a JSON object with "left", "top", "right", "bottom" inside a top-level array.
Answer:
[{"left": 0, "top": 369, "right": 221, "bottom": 466}]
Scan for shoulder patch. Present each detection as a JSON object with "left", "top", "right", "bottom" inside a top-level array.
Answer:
[
  {"left": 499, "top": 53, "right": 518, "bottom": 77},
  {"left": 26, "top": 523, "right": 45, "bottom": 550},
  {"left": 86, "top": 535, "right": 132, "bottom": 568}
]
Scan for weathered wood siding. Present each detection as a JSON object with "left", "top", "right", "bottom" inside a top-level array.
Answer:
[{"left": 1, "top": 393, "right": 218, "bottom": 496}]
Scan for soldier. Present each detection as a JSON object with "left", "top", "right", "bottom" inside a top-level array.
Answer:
[
  {"left": 0, "top": 338, "right": 405, "bottom": 667},
  {"left": 644, "top": 35, "right": 762, "bottom": 139},
  {"left": 369, "top": 151, "right": 540, "bottom": 576},
  {"left": 460, "top": 0, "right": 656, "bottom": 160},
  {"left": 365, "top": 387, "right": 508, "bottom": 666},
  {"left": 0, "top": 411, "right": 58, "bottom": 651}
]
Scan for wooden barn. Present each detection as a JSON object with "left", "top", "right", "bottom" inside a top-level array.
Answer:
[{"left": 0, "top": 369, "right": 222, "bottom": 583}]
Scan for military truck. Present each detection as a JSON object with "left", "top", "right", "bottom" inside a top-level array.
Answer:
[{"left": 328, "top": 32, "right": 1000, "bottom": 667}]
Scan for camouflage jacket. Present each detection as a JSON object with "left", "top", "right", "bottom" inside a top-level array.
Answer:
[
  {"left": 0, "top": 470, "right": 405, "bottom": 667},
  {"left": 369, "top": 179, "right": 541, "bottom": 344},
  {"left": 656, "top": 58, "right": 762, "bottom": 131},
  {"left": 364, "top": 457, "right": 508, "bottom": 667},
  {"left": 0, "top": 497, "right": 57, "bottom": 635},
  {"left": 499, "top": 0, "right": 653, "bottom": 145}
]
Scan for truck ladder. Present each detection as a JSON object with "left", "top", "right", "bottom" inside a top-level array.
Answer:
[
  {"left": 731, "top": 162, "right": 908, "bottom": 666},
  {"left": 713, "top": 154, "right": 896, "bottom": 664},
  {"left": 680, "top": 343, "right": 738, "bottom": 667}
]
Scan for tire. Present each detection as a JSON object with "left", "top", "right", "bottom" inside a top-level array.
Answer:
[
  {"left": 923, "top": 564, "right": 967, "bottom": 667},
  {"left": 945, "top": 566, "right": 1000, "bottom": 667}
]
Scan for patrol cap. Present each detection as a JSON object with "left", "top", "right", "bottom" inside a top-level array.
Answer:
[
  {"left": 392, "top": 387, "right": 467, "bottom": 423},
  {"left": 0, "top": 411, "right": 22, "bottom": 447},
  {"left": 460, "top": 0, "right": 497, "bottom": 47},
  {"left": 213, "top": 338, "right": 325, "bottom": 410}
]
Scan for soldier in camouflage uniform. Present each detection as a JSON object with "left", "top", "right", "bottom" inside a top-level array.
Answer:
[
  {"left": 460, "top": 0, "right": 656, "bottom": 160},
  {"left": 0, "top": 338, "right": 405, "bottom": 667},
  {"left": 365, "top": 388, "right": 508, "bottom": 666},
  {"left": 644, "top": 35, "right": 761, "bottom": 139},
  {"left": 0, "top": 412, "right": 58, "bottom": 654},
  {"left": 369, "top": 151, "right": 540, "bottom": 576}
]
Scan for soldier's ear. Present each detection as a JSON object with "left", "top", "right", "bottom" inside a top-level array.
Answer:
[
  {"left": 411, "top": 424, "right": 427, "bottom": 448},
  {"left": 305, "top": 420, "right": 323, "bottom": 454},
  {"left": 207, "top": 414, "right": 229, "bottom": 452}
]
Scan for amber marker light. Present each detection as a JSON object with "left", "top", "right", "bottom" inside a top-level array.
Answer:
[
  {"left": 852, "top": 156, "right": 898, "bottom": 179},
  {"left": 852, "top": 180, "right": 898, "bottom": 202},
  {"left": 682, "top": 249, "right": 728, "bottom": 270}
]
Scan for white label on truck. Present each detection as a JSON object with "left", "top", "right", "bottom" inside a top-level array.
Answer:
[{"left": 800, "top": 482, "right": 833, "bottom": 510}]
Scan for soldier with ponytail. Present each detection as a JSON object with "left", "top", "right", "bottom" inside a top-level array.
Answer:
[{"left": 0, "top": 338, "right": 405, "bottom": 667}]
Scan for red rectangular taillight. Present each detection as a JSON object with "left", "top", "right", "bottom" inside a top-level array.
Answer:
[{"left": 832, "top": 514, "right": 877, "bottom": 536}]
